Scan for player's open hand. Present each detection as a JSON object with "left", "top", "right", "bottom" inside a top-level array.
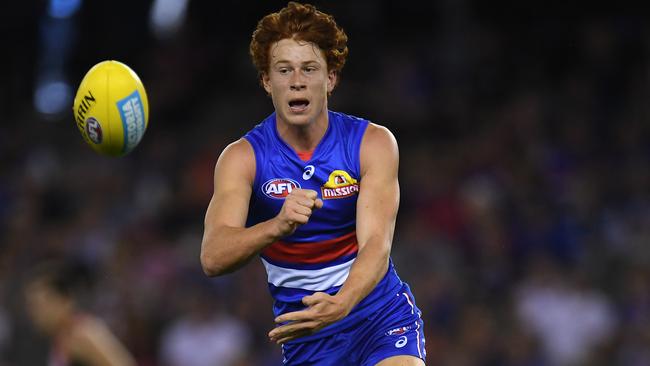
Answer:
[
  {"left": 274, "top": 189, "right": 323, "bottom": 236},
  {"left": 268, "top": 292, "right": 351, "bottom": 344}
]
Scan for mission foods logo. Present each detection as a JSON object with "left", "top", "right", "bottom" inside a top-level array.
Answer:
[
  {"left": 321, "top": 170, "right": 359, "bottom": 199},
  {"left": 262, "top": 178, "right": 301, "bottom": 199}
]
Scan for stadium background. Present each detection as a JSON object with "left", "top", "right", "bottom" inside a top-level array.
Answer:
[{"left": 1, "top": 1, "right": 649, "bottom": 365}]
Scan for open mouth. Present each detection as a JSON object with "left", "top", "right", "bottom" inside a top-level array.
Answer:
[{"left": 288, "top": 98, "right": 310, "bottom": 112}]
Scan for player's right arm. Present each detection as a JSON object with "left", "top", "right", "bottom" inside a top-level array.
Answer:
[{"left": 200, "top": 139, "right": 321, "bottom": 276}]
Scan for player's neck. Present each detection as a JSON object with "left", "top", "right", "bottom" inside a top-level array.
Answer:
[{"left": 276, "top": 113, "right": 328, "bottom": 153}]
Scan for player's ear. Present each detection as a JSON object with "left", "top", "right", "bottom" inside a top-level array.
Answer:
[
  {"left": 262, "top": 72, "right": 272, "bottom": 95},
  {"left": 327, "top": 70, "right": 337, "bottom": 94}
]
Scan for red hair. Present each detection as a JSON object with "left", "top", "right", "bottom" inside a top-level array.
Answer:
[{"left": 250, "top": 2, "right": 348, "bottom": 78}]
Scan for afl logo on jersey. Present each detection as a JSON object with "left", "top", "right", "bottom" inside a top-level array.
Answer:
[{"left": 262, "top": 178, "right": 301, "bottom": 199}]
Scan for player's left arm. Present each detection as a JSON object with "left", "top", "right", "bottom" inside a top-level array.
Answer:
[
  {"left": 269, "top": 123, "right": 398, "bottom": 344},
  {"left": 335, "top": 122, "right": 398, "bottom": 310}
]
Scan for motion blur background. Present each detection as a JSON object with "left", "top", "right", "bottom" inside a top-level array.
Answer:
[{"left": 1, "top": 0, "right": 649, "bottom": 365}]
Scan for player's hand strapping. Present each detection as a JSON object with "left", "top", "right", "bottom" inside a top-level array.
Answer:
[
  {"left": 274, "top": 189, "right": 323, "bottom": 236},
  {"left": 268, "top": 292, "right": 351, "bottom": 344}
]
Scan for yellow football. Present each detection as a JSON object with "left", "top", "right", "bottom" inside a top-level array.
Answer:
[{"left": 73, "top": 60, "right": 149, "bottom": 156}]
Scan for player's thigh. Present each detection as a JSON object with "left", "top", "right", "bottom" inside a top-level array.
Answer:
[{"left": 375, "top": 355, "right": 425, "bottom": 366}]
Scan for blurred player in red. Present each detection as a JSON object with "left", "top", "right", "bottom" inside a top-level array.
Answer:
[
  {"left": 201, "top": 2, "right": 425, "bottom": 365},
  {"left": 25, "top": 262, "right": 136, "bottom": 366}
]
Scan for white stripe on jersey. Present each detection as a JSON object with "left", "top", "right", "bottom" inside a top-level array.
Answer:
[{"left": 261, "top": 257, "right": 355, "bottom": 291}]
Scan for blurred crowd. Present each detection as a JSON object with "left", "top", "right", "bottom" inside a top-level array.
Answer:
[{"left": 1, "top": 1, "right": 649, "bottom": 365}]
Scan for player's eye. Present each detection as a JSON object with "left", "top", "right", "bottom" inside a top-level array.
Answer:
[{"left": 304, "top": 66, "right": 317, "bottom": 73}]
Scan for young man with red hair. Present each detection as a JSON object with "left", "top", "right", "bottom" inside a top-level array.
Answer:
[{"left": 201, "top": 3, "right": 426, "bottom": 365}]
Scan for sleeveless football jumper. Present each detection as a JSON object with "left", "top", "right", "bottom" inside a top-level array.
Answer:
[{"left": 245, "top": 110, "right": 408, "bottom": 343}]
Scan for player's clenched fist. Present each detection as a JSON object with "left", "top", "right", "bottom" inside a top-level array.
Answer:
[{"left": 274, "top": 189, "right": 323, "bottom": 236}]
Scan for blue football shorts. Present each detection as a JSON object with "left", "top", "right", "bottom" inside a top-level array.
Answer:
[{"left": 281, "top": 284, "right": 426, "bottom": 365}]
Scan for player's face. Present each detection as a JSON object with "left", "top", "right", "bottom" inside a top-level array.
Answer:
[{"left": 263, "top": 38, "right": 337, "bottom": 128}]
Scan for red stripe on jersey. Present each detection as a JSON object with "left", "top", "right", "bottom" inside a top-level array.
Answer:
[{"left": 262, "top": 231, "right": 358, "bottom": 264}]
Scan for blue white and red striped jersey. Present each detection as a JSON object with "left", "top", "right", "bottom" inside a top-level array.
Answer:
[{"left": 244, "top": 110, "right": 403, "bottom": 341}]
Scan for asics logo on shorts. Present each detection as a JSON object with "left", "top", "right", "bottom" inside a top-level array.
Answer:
[{"left": 395, "top": 336, "right": 408, "bottom": 348}]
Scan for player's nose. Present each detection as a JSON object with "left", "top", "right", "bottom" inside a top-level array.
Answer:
[{"left": 289, "top": 72, "right": 306, "bottom": 91}]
